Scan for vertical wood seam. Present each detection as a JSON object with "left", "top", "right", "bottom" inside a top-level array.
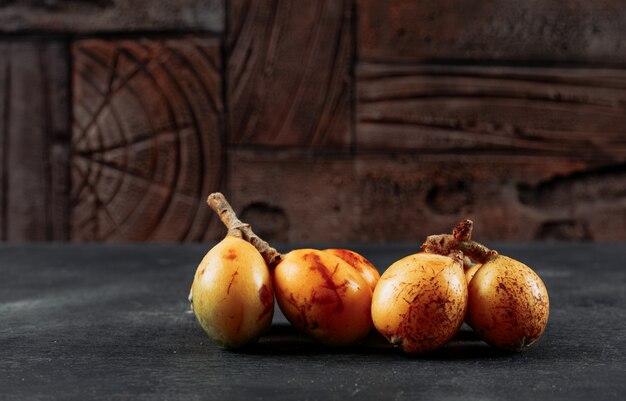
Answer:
[
  {"left": 1, "top": 50, "right": 10, "bottom": 241},
  {"left": 39, "top": 42, "right": 53, "bottom": 240},
  {"left": 350, "top": 0, "right": 357, "bottom": 155},
  {"left": 221, "top": 0, "right": 231, "bottom": 194},
  {"left": 64, "top": 37, "right": 73, "bottom": 241}
]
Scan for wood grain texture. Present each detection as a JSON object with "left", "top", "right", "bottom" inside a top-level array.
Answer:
[
  {"left": 353, "top": 154, "right": 590, "bottom": 242},
  {"left": 0, "top": 43, "right": 5, "bottom": 240},
  {"left": 357, "top": 64, "right": 626, "bottom": 161},
  {"left": 355, "top": 63, "right": 626, "bottom": 241},
  {"left": 227, "top": 149, "right": 356, "bottom": 243},
  {"left": 227, "top": 150, "right": 626, "bottom": 241},
  {"left": 71, "top": 37, "right": 224, "bottom": 242},
  {"left": 0, "top": 0, "right": 224, "bottom": 32},
  {"left": 519, "top": 163, "right": 626, "bottom": 241},
  {"left": 358, "top": 0, "right": 626, "bottom": 64},
  {"left": 0, "top": 39, "right": 69, "bottom": 241},
  {"left": 227, "top": 0, "right": 352, "bottom": 148}
]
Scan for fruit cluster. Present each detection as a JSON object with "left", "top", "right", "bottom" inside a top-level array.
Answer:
[{"left": 189, "top": 193, "right": 549, "bottom": 354}]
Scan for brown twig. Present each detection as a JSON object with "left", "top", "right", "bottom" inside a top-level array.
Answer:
[
  {"left": 463, "top": 256, "right": 475, "bottom": 270},
  {"left": 422, "top": 220, "right": 498, "bottom": 264},
  {"left": 207, "top": 193, "right": 282, "bottom": 267},
  {"left": 453, "top": 219, "right": 473, "bottom": 241}
]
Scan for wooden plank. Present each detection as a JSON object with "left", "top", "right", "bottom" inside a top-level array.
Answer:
[
  {"left": 6, "top": 40, "right": 49, "bottom": 241},
  {"left": 70, "top": 37, "right": 224, "bottom": 242},
  {"left": 357, "top": 64, "right": 626, "bottom": 162},
  {"left": 227, "top": 0, "right": 352, "bottom": 148},
  {"left": 519, "top": 163, "right": 626, "bottom": 241},
  {"left": 358, "top": 0, "right": 626, "bottom": 64},
  {"left": 45, "top": 42, "right": 70, "bottom": 241},
  {"left": 1, "top": 39, "right": 69, "bottom": 241},
  {"left": 352, "top": 154, "right": 592, "bottom": 242},
  {"left": 228, "top": 149, "right": 356, "bottom": 243},
  {"left": 228, "top": 149, "right": 626, "bottom": 242},
  {"left": 0, "top": 42, "right": 6, "bottom": 240},
  {"left": 355, "top": 62, "right": 626, "bottom": 241},
  {"left": 0, "top": 0, "right": 224, "bottom": 33}
]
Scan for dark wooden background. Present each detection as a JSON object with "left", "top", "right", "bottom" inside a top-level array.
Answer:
[{"left": 1, "top": 0, "right": 625, "bottom": 243}]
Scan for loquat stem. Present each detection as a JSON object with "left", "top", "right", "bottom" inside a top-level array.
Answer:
[
  {"left": 453, "top": 219, "right": 473, "bottom": 241},
  {"left": 207, "top": 193, "right": 282, "bottom": 267},
  {"left": 422, "top": 220, "right": 498, "bottom": 264},
  {"left": 463, "top": 256, "right": 475, "bottom": 270}
]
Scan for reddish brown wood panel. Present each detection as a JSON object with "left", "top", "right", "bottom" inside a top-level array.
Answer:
[
  {"left": 354, "top": 63, "right": 626, "bottom": 241},
  {"left": 228, "top": 150, "right": 626, "bottom": 242},
  {"left": 227, "top": 0, "right": 352, "bottom": 148},
  {"left": 353, "top": 155, "right": 599, "bottom": 242},
  {"left": 228, "top": 150, "right": 356, "bottom": 243},
  {"left": 0, "top": 39, "right": 69, "bottom": 241},
  {"left": 71, "top": 37, "right": 224, "bottom": 242},
  {"left": 357, "top": 64, "right": 626, "bottom": 162},
  {"left": 518, "top": 163, "right": 626, "bottom": 241},
  {"left": 0, "top": 0, "right": 224, "bottom": 32},
  {"left": 358, "top": 0, "right": 626, "bottom": 64}
]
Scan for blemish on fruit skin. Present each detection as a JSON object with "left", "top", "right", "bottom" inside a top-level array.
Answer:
[
  {"left": 311, "top": 288, "right": 335, "bottom": 305},
  {"left": 287, "top": 292, "right": 311, "bottom": 329},
  {"left": 331, "top": 249, "right": 374, "bottom": 274},
  {"left": 227, "top": 268, "right": 239, "bottom": 294},
  {"left": 225, "top": 249, "right": 237, "bottom": 260},
  {"left": 304, "top": 253, "right": 344, "bottom": 312},
  {"left": 258, "top": 284, "right": 273, "bottom": 320}
]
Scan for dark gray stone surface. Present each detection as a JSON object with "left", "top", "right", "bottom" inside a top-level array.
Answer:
[{"left": 1, "top": 243, "right": 624, "bottom": 400}]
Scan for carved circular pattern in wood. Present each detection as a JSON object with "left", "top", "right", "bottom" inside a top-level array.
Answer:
[{"left": 71, "top": 38, "right": 222, "bottom": 241}]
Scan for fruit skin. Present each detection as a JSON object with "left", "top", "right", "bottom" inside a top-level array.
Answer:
[
  {"left": 371, "top": 253, "right": 467, "bottom": 354},
  {"left": 324, "top": 249, "right": 380, "bottom": 292},
  {"left": 465, "top": 263, "right": 482, "bottom": 285},
  {"left": 463, "top": 263, "right": 482, "bottom": 324},
  {"left": 273, "top": 249, "right": 373, "bottom": 346},
  {"left": 466, "top": 255, "right": 549, "bottom": 351},
  {"left": 191, "top": 236, "right": 274, "bottom": 348}
]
